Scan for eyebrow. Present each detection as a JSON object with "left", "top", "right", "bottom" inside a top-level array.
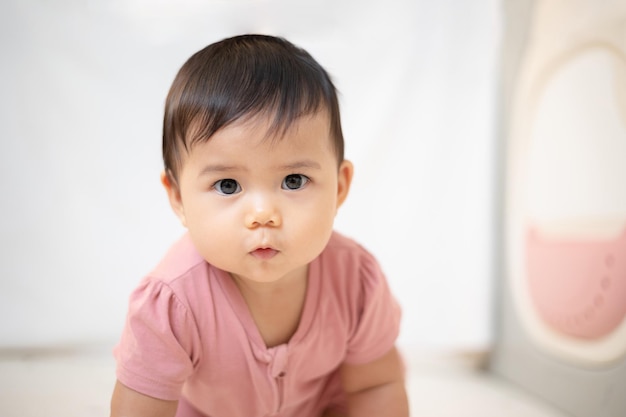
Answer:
[
  {"left": 197, "top": 164, "right": 243, "bottom": 178},
  {"left": 197, "top": 159, "right": 322, "bottom": 178},
  {"left": 278, "top": 160, "right": 322, "bottom": 171}
]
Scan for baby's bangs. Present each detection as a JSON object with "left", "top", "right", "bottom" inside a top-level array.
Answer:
[
  {"left": 186, "top": 41, "right": 333, "bottom": 147},
  {"left": 163, "top": 35, "right": 344, "bottom": 179}
]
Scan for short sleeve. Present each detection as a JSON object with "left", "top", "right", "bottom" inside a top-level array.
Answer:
[
  {"left": 113, "top": 279, "right": 201, "bottom": 400},
  {"left": 344, "top": 250, "right": 402, "bottom": 365}
]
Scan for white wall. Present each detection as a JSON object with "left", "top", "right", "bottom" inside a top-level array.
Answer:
[{"left": 0, "top": 0, "right": 501, "bottom": 352}]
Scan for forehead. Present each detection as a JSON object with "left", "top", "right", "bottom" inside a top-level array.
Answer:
[
  {"left": 187, "top": 110, "right": 336, "bottom": 158},
  {"left": 181, "top": 112, "right": 338, "bottom": 176}
]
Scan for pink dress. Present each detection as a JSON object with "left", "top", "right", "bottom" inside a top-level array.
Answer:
[{"left": 114, "top": 231, "right": 401, "bottom": 417}]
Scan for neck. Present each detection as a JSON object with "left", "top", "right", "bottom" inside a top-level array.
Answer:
[{"left": 229, "top": 264, "right": 308, "bottom": 300}]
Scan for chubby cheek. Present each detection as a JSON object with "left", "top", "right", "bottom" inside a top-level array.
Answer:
[
  {"left": 183, "top": 202, "right": 238, "bottom": 248},
  {"left": 292, "top": 202, "right": 336, "bottom": 253},
  {"left": 187, "top": 226, "right": 240, "bottom": 270},
  {"left": 305, "top": 209, "right": 335, "bottom": 235},
  {"left": 184, "top": 195, "right": 237, "bottom": 229}
]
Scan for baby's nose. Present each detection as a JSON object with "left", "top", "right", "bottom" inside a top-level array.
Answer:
[{"left": 244, "top": 196, "right": 281, "bottom": 228}]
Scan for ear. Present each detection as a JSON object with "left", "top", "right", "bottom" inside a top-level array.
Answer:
[
  {"left": 160, "top": 171, "right": 187, "bottom": 227},
  {"left": 336, "top": 160, "right": 354, "bottom": 210}
]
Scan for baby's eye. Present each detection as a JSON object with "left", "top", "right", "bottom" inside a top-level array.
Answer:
[
  {"left": 213, "top": 179, "right": 241, "bottom": 195},
  {"left": 282, "top": 174, "right": 309, "bottom": 190}
]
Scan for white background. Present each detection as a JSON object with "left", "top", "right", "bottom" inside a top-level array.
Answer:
[{"left": 0, "top": 0, "right": 501, "bottom": 353}]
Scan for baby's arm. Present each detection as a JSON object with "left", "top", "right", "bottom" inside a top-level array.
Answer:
[
  {"left": 110, "top": 380, "right": 178, "bottom": 417},
  {"left": 340, "top": 345, "right": 409, "bottom": 416}
]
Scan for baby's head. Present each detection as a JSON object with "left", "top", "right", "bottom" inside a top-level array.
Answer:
[
  {"left": 160, "top": 35, "right": 353, "bottom": 283},
  {"left": 162, "top": 34, "right": 344, "bottom": 184}
]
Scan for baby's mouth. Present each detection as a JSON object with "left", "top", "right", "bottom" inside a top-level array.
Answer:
[{"left": 250, "top": 247, "right": 279, "bottom": 260}]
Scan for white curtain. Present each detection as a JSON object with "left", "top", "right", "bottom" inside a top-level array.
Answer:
[{"left": 0, "top": 0, "right": 501, "bottom": 352}]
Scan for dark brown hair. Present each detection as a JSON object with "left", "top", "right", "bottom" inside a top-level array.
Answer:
[{"left": 162, "top": 34, "right": 344, "bottom": 182}]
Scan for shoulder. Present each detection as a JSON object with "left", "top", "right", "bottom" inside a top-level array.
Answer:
[
  {"left": 151, "top": 232, "right": 207, "bottom": 283},
  {"left": 316, "top": 231, "right": 390, "bottom": 303},
  {"left": 321, "top": 234, "right": 402, "bottom": 364},
  {"left": 321, "top": 231, "right": 382, "bottom": 276},
  {"left": 323, "top": 231, "right": 373, "bottom": 259},
  {"left": 312, "top": 231, "right": 401, "bottom": 364},
  {"left": 128, "top": 233, "right": 216, "bottom": 313}
]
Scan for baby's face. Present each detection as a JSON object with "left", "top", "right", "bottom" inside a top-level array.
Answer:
[{"left": 167, "top": 111, "right": 352, "bottom": 284}]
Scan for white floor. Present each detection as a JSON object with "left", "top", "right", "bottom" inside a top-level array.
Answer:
[{"left": 0, "top": 346, "right": 570, "bottom": 417}]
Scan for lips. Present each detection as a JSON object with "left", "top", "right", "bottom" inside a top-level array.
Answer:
[{"left": 250, "top": 247, "right": 279, "bottom": 260}]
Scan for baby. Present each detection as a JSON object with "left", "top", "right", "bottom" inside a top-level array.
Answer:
[{"left": 110, "top": 34, "right": 408, "bottom": 417}]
